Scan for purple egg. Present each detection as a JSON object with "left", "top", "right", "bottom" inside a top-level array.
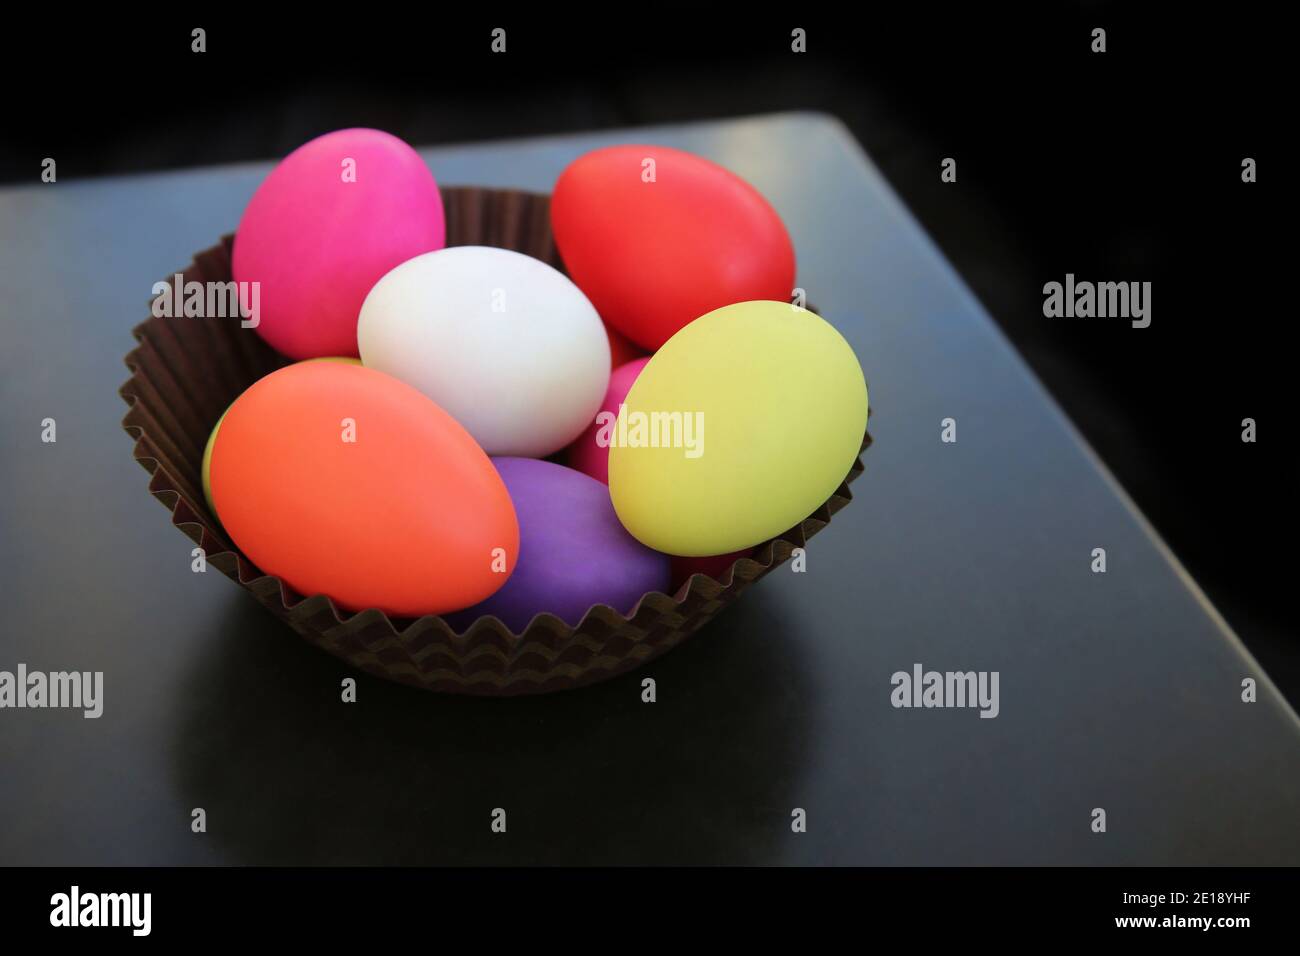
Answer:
[{"left": 448, "top": 457, "right": 671, "bottom": 632}]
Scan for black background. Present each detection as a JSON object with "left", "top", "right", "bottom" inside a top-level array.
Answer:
[
  {"left": 2, "top": 9, "right": 1292, "bottom": 699},
  {"left": 1, "top": 866, "right": 1288, "bottom": 941}
]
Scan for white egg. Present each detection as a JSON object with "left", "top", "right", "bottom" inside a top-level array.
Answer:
[{"left": 358, "top": 246, "right": 611, "bottom": 457}]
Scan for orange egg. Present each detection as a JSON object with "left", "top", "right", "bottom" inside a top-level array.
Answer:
[{"left": 210, "top": 361, "right": 517, "bottom": 616}]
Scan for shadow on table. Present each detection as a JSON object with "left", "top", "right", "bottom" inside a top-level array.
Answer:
[{"left": 170, "top": 585, "right": 814, "bottom": 864}]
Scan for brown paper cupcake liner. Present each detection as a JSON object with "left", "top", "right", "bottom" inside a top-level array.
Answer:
[{"left": 120, "top": 186, "right": 871, "bottom": 696}]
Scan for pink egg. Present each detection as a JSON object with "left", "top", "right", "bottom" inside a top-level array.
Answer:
[
  {"left": 566, "top": 357, "right": 650, "bottom": 484},
  {"left": 232, "top": 129, "right": 445, "bottom": 360}
]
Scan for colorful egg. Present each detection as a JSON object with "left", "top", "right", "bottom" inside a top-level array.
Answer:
[
  {"left": 209, "top": 361, "right": 517, "bottom": 616},
  {"left": 357, "top": 246, "right": 610, "bottom": 457},
  {"left": 200, "top": 358, "right": 362, "bottom": 520},
  {"left": 232, "top": 128, "right": 445, "bottom": 360},
  {"left": 605, "top": 322, "right": 646, "bottom": 370},
  {"left": 551, "top": 144, "right": 796, "bottom": 351},
  {"left": 200, "top": 407, "right": 229, "bottom": 519},
  {"left": 566, "top": 357, "right": 650, "bottom": 484},
  {"left": 608, "top": 301, "right": 867, "bottom": 557},
  {"left": 671, "top": 550, "right": 753, "bottom": 591},
  {"left": 447, "top": 458, "right": 670, "bottom": 632}
]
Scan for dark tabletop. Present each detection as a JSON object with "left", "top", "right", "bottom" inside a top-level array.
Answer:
[{"left": 1, "top": 113, "right": 1296, "bottom": 865}]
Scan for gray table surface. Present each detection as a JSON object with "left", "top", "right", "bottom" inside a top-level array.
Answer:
[{"left": 1, "top": 113, "right": 1296, "bottom": 865}]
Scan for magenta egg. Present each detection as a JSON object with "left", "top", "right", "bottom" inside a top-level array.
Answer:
[
  {"left": 565, "top": 357, "right": 650, "bottom": 484},
  {"left": 232, "top": 128, "right": 445, "bottom": 360}
]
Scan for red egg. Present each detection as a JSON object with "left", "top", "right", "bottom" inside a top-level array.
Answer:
[
  {"left": 671, "top": 550, "right": 753, "bottom": 591},
  {"left": 551, "top": 145, "right": 796, "bottom": 351},
  {"left": 605, "top": 322, "right": 646, "bottom": 370},
  {"left": 210, "top": 361, "right": 517, "bottom": 616}
]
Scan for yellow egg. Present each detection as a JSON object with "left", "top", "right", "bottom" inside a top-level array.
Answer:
[
  {"left": 201, "top": 408, "right": 230, "bottom": 519},
  {"left": 608, "top": 301, "right": 867, "bottom": 556}
]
